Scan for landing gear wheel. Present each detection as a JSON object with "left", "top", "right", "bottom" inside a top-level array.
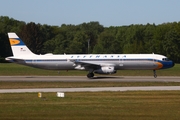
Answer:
[
  {"left": 87, "top": 73, "right": 94, "bottom": 79},
  {"left": 153, "top": 70, "right": 157, "bottom": 78}
]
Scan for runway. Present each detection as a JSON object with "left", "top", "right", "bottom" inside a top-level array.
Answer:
[
  {"left": 0, "top": 76, "right": 180, "bottom": 82},
  {"left": 1, "top": 76, "right": 180, "bottom": 93},
  {"left": 1, "top": 86, "right": 180, "bottom": 93}
]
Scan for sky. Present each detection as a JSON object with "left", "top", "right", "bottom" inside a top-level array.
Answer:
[{"left": 0, "top": 0, "right": 180, "bottom": 27}]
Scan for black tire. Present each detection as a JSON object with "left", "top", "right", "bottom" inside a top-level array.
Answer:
[
  {"left": 154, "top": 74, "right": 157, "bottom": 78},
  {"left": 87, "top": 73, "right": 94, "bottom": 78}
]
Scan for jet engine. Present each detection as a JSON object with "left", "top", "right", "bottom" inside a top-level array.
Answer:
[{"left": 94, "top": 66, "right": 116, "bottom": 74}]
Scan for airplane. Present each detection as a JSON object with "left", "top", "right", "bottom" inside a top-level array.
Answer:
[{"left": 6, "top": 32, "right": 174, "bottom": 78}]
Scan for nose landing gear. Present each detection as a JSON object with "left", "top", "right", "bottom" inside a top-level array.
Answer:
[{"left": 153, "top": 70, "right": 157, "bottom": 78}]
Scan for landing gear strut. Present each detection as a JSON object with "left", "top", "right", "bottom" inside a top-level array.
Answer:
[
  {"left": 153, "top": 70, "right": 157, "bottom": 78},
  {"left": 87, "top": 72, "right": 94, "bottom": 79}
]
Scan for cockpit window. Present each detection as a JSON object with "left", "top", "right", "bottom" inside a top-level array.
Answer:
[{"left": 162, "top": 58, "right": 169, "bottom": 61}]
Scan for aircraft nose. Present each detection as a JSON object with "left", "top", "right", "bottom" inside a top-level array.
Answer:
[
  {"left": 167, "top": 60, "right": 175, "bottom": 68},
  {"left": 161, "top": 60, "right": 175, "bottom": 69}
]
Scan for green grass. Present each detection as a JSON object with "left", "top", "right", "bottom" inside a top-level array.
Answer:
[
  {"left": 0, "top": 63, "right": 180, "bottom": 76},
  {"left": 0, "top": 91, "right": 180, "bottom": 120}
]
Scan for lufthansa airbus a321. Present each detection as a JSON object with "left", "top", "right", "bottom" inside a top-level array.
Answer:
[{"left": 6, "top": 33, "right": 174, "bottom": 78}]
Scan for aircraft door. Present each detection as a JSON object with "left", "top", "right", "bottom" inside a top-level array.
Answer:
[
  {"left": 152, "top": 53, "right": 157, "bottom": 66},
  {"left": 119, "top": 55, "right": 124, "bottom": 67}
]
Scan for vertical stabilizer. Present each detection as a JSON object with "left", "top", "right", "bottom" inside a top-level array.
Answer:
[{"left": 8, "top": 33, "right": 35, "bottom": 57}]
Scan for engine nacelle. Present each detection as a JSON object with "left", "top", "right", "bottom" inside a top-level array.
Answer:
[{"left": 94, "top": 66, "right": 116, "bottom": 74}]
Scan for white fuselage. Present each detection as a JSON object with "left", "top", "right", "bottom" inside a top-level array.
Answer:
[{"left": 6, "top": 54, "right": 174, "bottom": 71}]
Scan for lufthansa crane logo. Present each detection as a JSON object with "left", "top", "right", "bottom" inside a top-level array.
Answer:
[{"left": 10, "top": 39, "right": 20, "bottom": 45}]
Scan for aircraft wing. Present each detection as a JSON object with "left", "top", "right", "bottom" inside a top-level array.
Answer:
[{"left": 70, "top": 60, "right": 115, "bottom": 70}]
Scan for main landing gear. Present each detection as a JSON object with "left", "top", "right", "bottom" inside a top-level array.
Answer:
[
  {"left": 153, "top": 70, "right": 157, "bottom": 78},
  {"left": 87, "top": 72, "right": 94, "bottom": 79}
]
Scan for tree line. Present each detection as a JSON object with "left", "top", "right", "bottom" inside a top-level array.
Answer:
[{"left": 0, "top": 16, "right": 180, "bottom": 63}]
